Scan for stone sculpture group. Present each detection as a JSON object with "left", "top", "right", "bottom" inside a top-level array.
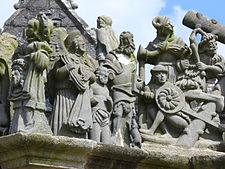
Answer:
[{"left": 1, "top": 10, "right": 225, "bottom": 149}]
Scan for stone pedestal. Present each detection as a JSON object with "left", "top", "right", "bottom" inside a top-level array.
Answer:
[{"left": 0, "top": 133, "right": 225, "bottom": 169}]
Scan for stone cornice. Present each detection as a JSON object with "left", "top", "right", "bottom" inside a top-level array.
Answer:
[{"left": 0, "top": 133, "right": 225, "bottom": 169}]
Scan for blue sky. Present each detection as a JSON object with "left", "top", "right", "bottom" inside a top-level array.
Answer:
[
  {"left": 1, "top": 0, "right": 225, "bottom": 46},
  {"left": 1, "top": 0, "right": 225, "bottom": 82},
  {"left": 162, "top": 0, "right": 225, "bottom": 25},
  {"left": 2, "top": 1, "right": 225, "bottom": 42}
]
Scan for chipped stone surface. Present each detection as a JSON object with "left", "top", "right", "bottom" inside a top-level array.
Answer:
[{"left": 0, "top": 133, "right": 225, "bottom": 169}]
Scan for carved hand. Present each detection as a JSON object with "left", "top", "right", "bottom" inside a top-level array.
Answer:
[
  {"left": 168, "top": 44, "right": 184, "bottom": 55},
  {"left": 108, "top": 69, "right": 116, "bottom": 80},
  {"left": 82, "top": 72, "right": 91, "bottom": 82},
  {"left": 66, "top": 63, "right": 75, "bottom": 71},
  {"left": 157, "top": 41, "right": 169, "bottom": 52},
  {"left": 197, "top": 62, "right": 207, "bottom": 71},
  {"left": 144, "top": 91, "right": 154, "bottom": 100},
  {"left": 180, "top": 59, "right": 190, "bottom": 69}
]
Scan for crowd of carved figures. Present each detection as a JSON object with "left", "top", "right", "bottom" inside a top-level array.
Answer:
[{"left": 1, "top": 11, "right": 225, "bottom": 148}]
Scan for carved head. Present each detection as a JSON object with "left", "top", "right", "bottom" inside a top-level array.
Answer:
[
  {"left": 26, "top": 13, "right": 53, "bottom": 43},
  {"left": 64, "top": 30, "right": 87, "bottom": 55},
  {"left": 95, "top": 66, "right": 109, "bottom": 85},
  {"left": 97, "top": 16, "right": 112, "bottom": 29},
  {"left": 151, "top": 65, "right": 168, "bottom": 85},
  {"left": 199, "top": 33, "right": 218, "bottom": 55},
  {"left": 152, "top": 16, "right": 174, "bottom": 40},
  {"left": 11, "top": 59, "right": 25, "bottom": 87},
  {"left": 116, "top": 31, "right": 136, "bottom": 59},
  {"left": 26, "top": 18, "right": 40, "bottom": 43},
  {"left": 37, "top": 12, "right": 54, "bottom": 42}
]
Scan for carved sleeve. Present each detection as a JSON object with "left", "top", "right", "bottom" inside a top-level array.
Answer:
[
  {"left": 55, "top": 65, "right": 69, "bottom": 80},
  {"left": 0, "top": 61, "right": 6, "bottom": 77}
]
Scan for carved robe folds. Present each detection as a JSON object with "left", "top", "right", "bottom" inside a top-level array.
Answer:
[
  {"left": 50, "top": 54, "right": 95, "bottom": 138},
  {"left": 9, "top": 41, "right": 52, "bottom": 134}
]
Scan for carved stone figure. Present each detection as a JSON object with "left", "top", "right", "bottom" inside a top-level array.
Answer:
[
  {"left": 137, "top": 16, "right": 191, "bottom": 130},
  {"left": 189, "top": 28, "right": 224, "bottom": 92},
  {"left": 96, "top": 15, "right": 119, "bottom": 64},
  {"left": 140, "top": 24, "right": 225, "bottom": 147},
  {"left": 2, "top": 4, "right": 224, "bottom": 150},
  {"left": 175, "top": 27, "right": 225, "bottom": 147},
  {"left": 183, "top": 10, "right": 225, "bottom": 44},
  {"left": 137, "top": 16, "right": 191, "bottom": 83},
  {"left": 49, "top": 30, "right": 98, "bottom": 138},
  {"left": 183, "top": 10, "right": 225, "bottom": 112},
  {"left": 89, "top": 66, "right": 113, "bottom": 143},
  {"left": 140, "top": 65, "right": 189, "bottom": 138},
  {"left": 0, "top": 33, "right": 18, "bottom": 135},
  {"left": 9, "top": 13, "right": 53, "bottom": 134},
  {"left": 104, "top": 31, "right": 141, "bottom": 148}
]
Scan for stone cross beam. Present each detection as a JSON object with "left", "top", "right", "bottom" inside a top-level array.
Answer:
[{"left": 183, "top": 10, "right": 225, "bottom": 44}]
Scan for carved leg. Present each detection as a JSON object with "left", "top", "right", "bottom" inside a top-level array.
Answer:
[
  {"left": 112, "top": 104, "right": 123, "bottom": 136},
  {"left": 9, "top": 107, "right": 34, "bottom": 134},
  {"left": 90, "top": 122, "right": 101, "bottom": 143},
  {"left": 176, "top": 102, "right": 217, "bottom": 147},
  {"left": 148, "top": 106, "right": 158, "bottom": 128},
  {"left": 101, "top": 124, "right": 111, "bottom": 144},
  {"left": 130, "top": 121, "right": 142, "bottom": 148},
  {"left": 176, "top": 119, "right": 205, "bottom": 147},
  {"left": 23, "top": 107, "right": 34, "bottom": 131},
  {"left": 166, "top": 114, "right": 189, "bottom": 129},
  {"left": 159, "top": 122, "right": 172, "bottom": 138},
  {"left": 147, "top": 110, "right": 165, "bottom": 135}
]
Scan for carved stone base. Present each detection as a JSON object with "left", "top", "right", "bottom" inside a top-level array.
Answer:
[
  {"left": 0, "top": 133, "right": 225, "bottom": 169},
  {"left": 141, "top": 133, "right": 225, "bottom": 151}
]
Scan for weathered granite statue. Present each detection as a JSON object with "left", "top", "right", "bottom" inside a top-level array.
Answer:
[
  {"left": 104, "top": 31, "right": 141, "bottom": 148},
  {"left": 49, "top": 29, "right": 98, "bottom": 138},
  {"left": 1, "top": 3, "right": 224, "bottom": 151},
  {"left": 183, "top": 10, "right": 225, "bottom": 96},
  {"left": 137, "top": 16, "right": 191, "bottom": 131},
  {"left": 1, "top": 5, "right": 225, "bottom": 168},
  {"left": 96, "top": 16, "right": 119, "bottom": 64},
  {"left": 141, "top": 64, "right": 224, "bottom": 147},
  {"left": 183, "top": 10, "right": 225, "bottom": 44},
  {"left": 137, "top": 16, "right": 191, "bottom": 83},
  {"left": 0, "top": 33, "right": 18, "bottom": 135},
  {"left": 188, "top": 28, "right": 224, "bottom": 93},
  {"left": 89, "top": 66, "right": 113, "bottom": 143},
  {"left": 140, "top": 65, "right": 189, "bottom": 138},
  {"left": 138, "top": 15, "right": 225, "bottom": 148},
  {"left": 8, "top": 13, "right": 53, "bottom": 134},
  {"left": 175, "top": 27, "right": 225, "bottom": 147},
  {"left": 183, "top": 11, "right": 225, "bottom": 123}
]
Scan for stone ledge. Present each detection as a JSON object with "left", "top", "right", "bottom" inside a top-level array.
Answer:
[{"left": 0, "top": 133, "right": 224, "bottom": 169}]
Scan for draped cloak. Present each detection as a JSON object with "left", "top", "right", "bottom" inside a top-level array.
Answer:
[{"left": 50, "top": 53, "right": 97, "bottom": 136}]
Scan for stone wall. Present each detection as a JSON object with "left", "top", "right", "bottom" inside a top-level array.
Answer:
[{"left": 0, "top": 133, "right": 225, "bottom": 169}]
